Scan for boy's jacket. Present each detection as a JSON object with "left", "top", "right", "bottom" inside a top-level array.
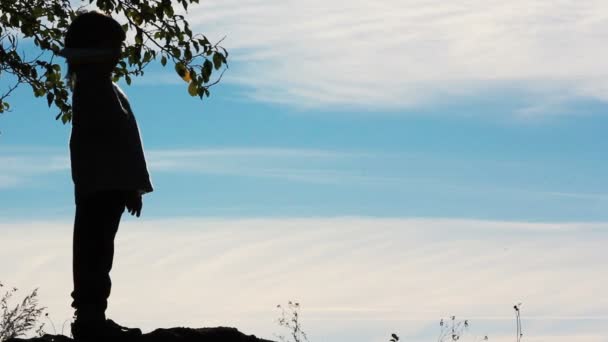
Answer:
[{"left": 70, "top": 74, "right": 154, "bottom": 202}]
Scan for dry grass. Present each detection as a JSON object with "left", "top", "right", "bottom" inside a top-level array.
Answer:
[{"left": 0, "top": 282, "right": 46, "bottom": 342}]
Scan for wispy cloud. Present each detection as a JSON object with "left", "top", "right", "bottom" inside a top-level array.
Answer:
[
  {"left": 0, "top": 146, "right": 378, "bottom": 188},
  {"left": 0, "top": 148, "right": 69, "bottom": 188},
  {"left": 147, "top": 147, "right": 387, "bottom": 184},
  {"left": 2, "top": 146, "right": 608, "bottom": 206},
  {"left": 2, "top": 217, "right": 607, "bottom": 341},
  {"left": 174, "top": 0, "right": 608, "bottom": 113},
  {"left": 0, "top": 174, "right": 21, "bottom": 188}
]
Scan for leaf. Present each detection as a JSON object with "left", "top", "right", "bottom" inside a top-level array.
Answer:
[
  {"left": 34, "top": 87, "right": 45, "bottom": 97},
  {"left": 161, "top": 55, "right": 167, "bottom": 66},
  {"left": 202, "top": 59, "right": 212, "bottom": 82},
  {"left": 164, "top": 5, "right": 174, "bottom": 17},
  {"left": 181, "top": 69, "right": 191, "bottom": 82},
  {"left": 135, "top": 30, "right": 143, "bottom": 45},
  {"left": 213, "top": 52, "right": 222, "bottom": 70},
  {"left": 187, "top": 81, "right": 198, "bottom": 96},
  {"left": 172, "top": 47, "right": 181, "bottom": 59},
  {"left": 46, "top": 93, "right": 54, "bottom": 107},
  {"left": 174, "top": 62, "right": 186, "bottom": 77},
  {"left": 132, "top": 12, "right": 142, "bottom": 25}
]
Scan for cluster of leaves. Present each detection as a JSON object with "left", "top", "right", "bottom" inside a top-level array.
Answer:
[
  {"left": 106, "top": 0, "right": 228, "bottom": 98},
  {"left": 0, "top": 0, "right": 228, "bottom": 123},
  {"left": 0, "top": 282, "right": 46, "bottom": 341},
  {"left": 276, "top": 301, "right": 309, "bottom": 342},
  {"left": 0, "top": 0, "right": 74, "bottom": 121}
]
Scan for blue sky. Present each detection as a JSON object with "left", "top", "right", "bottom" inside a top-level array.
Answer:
[
  {"left": 2, "top": 70, "right": 608, "bottom": 221},
  {"left": 2, "top": 1, "right": 608, "bottom": 341}
]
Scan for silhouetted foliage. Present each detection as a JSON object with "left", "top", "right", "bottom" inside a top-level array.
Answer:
[
  {"left": 0, "top": 289, "right": 524, "bottom": 342},
  {"left": 0, "top": 282, "right": 46, "bottom": 341},
  {"left": 0, "top": 0, "right": 228, "bottom": 122},
  {"left": 437, "top": 315, "right": 488, "bottom": 342},
  {"left": 514, "top": 303, "right": 523, "bottom": 342},
  {"left": 276, "top": 301, "right": 308, "bottom": 342}
]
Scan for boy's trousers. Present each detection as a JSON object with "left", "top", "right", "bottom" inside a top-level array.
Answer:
[{"left": 71, "top": 190, "right": 126, "bottom": 322}]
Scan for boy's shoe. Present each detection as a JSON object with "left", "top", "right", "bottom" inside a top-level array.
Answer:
[
  {"left": 71, "top": 317, "right": 99, "bottom": 341},
  {"left": 72, "top": 318, "right": 142, "bottom": 341},
  {"left": 104, "top": 319, "right": 143, "bottom": 339}
]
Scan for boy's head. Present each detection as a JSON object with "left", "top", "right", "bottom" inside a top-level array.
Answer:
[{"left": 63, "top": 11, "right": 126, "bottom": 75}]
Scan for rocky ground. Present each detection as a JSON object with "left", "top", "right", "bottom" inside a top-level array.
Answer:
[{"left": 6, "top": 327, "right": 276, "bottom": 342}]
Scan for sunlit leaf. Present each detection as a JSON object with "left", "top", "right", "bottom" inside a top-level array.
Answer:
[
  {"left": 187, "top": 81, "right": 198, "bottom": 96},
  {"left": 181, "top": 69, "right": 191, "bottom": 82}
]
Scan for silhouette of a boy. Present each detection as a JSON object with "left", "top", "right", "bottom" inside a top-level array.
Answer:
[{"left": 59, "top": 11, "right": 153, "bottom": 341}]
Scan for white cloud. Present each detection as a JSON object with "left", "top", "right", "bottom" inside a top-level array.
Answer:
[
  {"left": 178, "top": 0, "right": 608, "bottom": 112},
  {"left": 1, "top": 217, "right": 607, "bottom": 341}
]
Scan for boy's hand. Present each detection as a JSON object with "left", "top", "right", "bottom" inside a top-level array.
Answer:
[{"left": 125, "top": 192, "right": 143, "bottom": 217}]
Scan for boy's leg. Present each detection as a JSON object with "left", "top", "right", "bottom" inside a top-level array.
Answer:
[{"left": 71, "top": 191, "right": 126, "bottom": 328}]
